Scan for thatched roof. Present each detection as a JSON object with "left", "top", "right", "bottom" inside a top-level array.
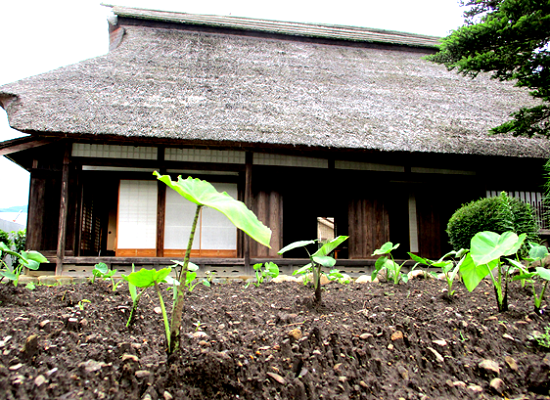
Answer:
[{"left": 0, "top": 7, "right": 548, "bottom": 158}]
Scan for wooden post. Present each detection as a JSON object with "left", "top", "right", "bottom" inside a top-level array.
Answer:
[
  {"left": 157, "top": 179, "right": 166, "bottom": 257},
  {"left": 243, "top": 152, "right": 253, "bottom": 270},
  {"left": 56, "top": 145, "right": 71, "bottom": 275},
  {"left": 27, "top": 160, "right": 45, "bottom": 251},
  {"left": 156, "top": 148, "right": 166, "bottom": 258}
]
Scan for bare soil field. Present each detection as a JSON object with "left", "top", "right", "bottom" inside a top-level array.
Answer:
[{"left": 0, "top": 278, "right": 549, "bottom": 399}]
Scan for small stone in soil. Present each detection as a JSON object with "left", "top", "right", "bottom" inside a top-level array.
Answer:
[
  {"left": 267, "top": 372, "right": 285, "bottom": 384},
  {"left": 505, "top": 356, "right": 518, "bottom": 371},
  {"left": 467, "top": 384, "right": 483, "bottom": 393},
  {"left": 426, "top": 347, "right": 444, "bottom": 363},
  {"left": 478, "top": 359, "right": 500, "bottom": 375},
  {"left": 34, "top": 375, "right": 46, "bottom": 387},
  {"left": 288, "top": 328, "right": 302, "bottom": 340},
  {"left": 135, "top": 370, "right": 151, "bottom": 379},
  {"left": 391, "top": 331, "right": 403, "bottom": 341},
  {"left": 490, "top": 378, "right": 505, "bottom": 394}
]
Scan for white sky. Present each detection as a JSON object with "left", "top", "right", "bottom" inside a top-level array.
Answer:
[{"left": 0, "top": 0, "right": 465, "bottom": 209}]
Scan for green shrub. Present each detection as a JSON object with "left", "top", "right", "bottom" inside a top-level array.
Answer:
[
  {"left": 447, "top": 192, "right": 539, "bottom": 251},
  {"left": 0, "top": 230, "right": 9, "bottom": 246}
]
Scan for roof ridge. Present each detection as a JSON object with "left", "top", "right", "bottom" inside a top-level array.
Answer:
[{"left": 105, "top": 5, "right": 440, "bottom": 48}]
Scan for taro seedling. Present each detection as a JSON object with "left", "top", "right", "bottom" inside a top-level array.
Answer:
[
  {"left": 326, "top": 269, "right": 351, "bottom": 284},
  {"left": 121, "top": 264, "right": 142, "bottom": 327},
  {"left": 154, "top": 172, "right": 271, "bottom": 354},
  {"left": 77, "top": 299, "right": 91, "bottom": 310},
  {"left": 372, "top": 242, "right": 410, "bottom": 284},
  {"left": 278, "top": 236, "right": 349, "bottom": 304},
  {"left": 122, "top": 267, "right": 173, "bottom": 348},
  {"left": 409, "top": 249, "right": 466, "bottom": 297},
  {"left": 459, "top": 231, "right": 525, "bottom": 312},
  {"left": 509, "top": 243, "right": 550, "bottom": 314},
  {"left": 0, "top": 242, "right": 48, "bottom": 286},
  {"left": 251, "top": 261, "right": 280, "bottom": 287},
  {"left": 90, "top": 262, "right": 122, "bottom": 291},
  {"left": 170, "top": 260, "right": 210, "bottom": 293}
]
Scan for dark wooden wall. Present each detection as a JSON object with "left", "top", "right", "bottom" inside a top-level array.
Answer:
[
  {"left": 250, "top": 189, "right": 283, "bottom": 257},
  {"left": 348, "top": 193, "right": 390, "bottom": 258}
]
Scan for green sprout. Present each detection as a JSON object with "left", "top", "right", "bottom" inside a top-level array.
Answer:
[
  {"left": 278, "top": 236, "right": 348, "bottom": 304},
  {"left": 252, "top": 262, "right": 280, "bottom": 287},
  {"left": 372, "top": 242, "right": 410, "bottom": 285},
  {"left": 0, "top": 242, "right": 48, "bottom": 287}
]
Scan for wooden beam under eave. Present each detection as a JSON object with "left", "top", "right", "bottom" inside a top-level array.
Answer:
[
  {"left": 56, "top": 145, "right": 71, "bottom": 275},
  {"left": 0, "top": 137, "right": 55, "bottom": 156}
]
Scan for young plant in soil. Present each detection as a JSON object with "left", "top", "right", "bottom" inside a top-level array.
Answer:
[
  {"left": 409, "top": 249, "right": 466, "bottom": 297},
  {"left": 122, "top": 264, "right": 142, "bottom": 327},
  {"left": 169, "top": 260, "right": 211, "bottom": 293},
  {"left": 122, "top": 268, "right": 173, "bottom": 348},
  {"left": 0, "top": 242, "right": 48, "bottom": 286},
  {"left": 278, "top": 236, "right": 348, "bottom": 303},
  {"left": 250, "top": 262, "right": 279, "bottom": 287},
  {"left": 460, "top": 231, "right": 525, "bottom": 312},
  {"left": 509, "top": 243, "right": 550, "bottom": 314},
  {"left": 154, "top": 172, "right": 271, "bottom": 354},
  {"left": 372, "top": 242, "right": 409, "bottom": 284},
  {"left": 90, "top": 262, "right": 122, "bottom": 291}
]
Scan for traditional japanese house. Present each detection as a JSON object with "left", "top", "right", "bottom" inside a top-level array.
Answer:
[{"left": 1, "top": 6, "right": 548, "bottom": 276}]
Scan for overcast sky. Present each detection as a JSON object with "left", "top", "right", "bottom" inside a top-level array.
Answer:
[{"left": 0, "top": 0, "right": 466, "bottom": 209}]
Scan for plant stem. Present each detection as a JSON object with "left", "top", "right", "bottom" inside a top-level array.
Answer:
[
  {"left": 126, "top": 289, "right": 144, "bottom": 328},
  {"left": 154, "top": 281, "right": 171, "bottom": 351},
  {"left": 169, "top": 204, "right": 202, "bottom": 354},
  {"left": 314, "top": 264, "right": 322, "bottom": 303}
]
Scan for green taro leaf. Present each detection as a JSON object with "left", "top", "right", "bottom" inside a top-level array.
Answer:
[
  {"left": 372, "top": 242, "right": 399, "bottom": 256},
  {"left": 278, "top": 240, "right": 317, "bottom": 255},
  {"left": 459, "top": 253, "right": 495, "bottom": 292},
  {"left": 293, "top": 263, "right": 312, "bottom": 275},
  {"left": 21, "top": 259, "right": 40, "bottom": 271},
  {"left": 124, "top": 268, "right": 172, "bottom": 288},
  {"left": 536, "top": 267, "right": 550, "bottom": 281},
  {"left": 512, "top": 272, "right": 537, "bottom": 281},
  {"left": 470, "top": 231, "right": 526, "bottom": 265},
  {"left": 21, "top": 251, "right": 49, "bottom": 264},
  {"left": 375, "top": 256, "right": 389, "bottom": 270},
  {"left": 0, "top": 242, "right": 23, "bottom": 259},
  {"left": 155, "top": 172, "right": 271, "bottom": 248},
  {"left": 529, "top": 243, "right": 549, "bottom": 261},
  {"left": 0, "top": 270, "right": 17, "bottom": 281},
  {"left": 186, "top": 271, "right": 197, "bottom": 286},
  {"left": 253, "top": 263, "right": 263, "bottom": 271},
  {"left": 93, "top": 262, "right": 109, "bottom": 275},
  {"left": 408, "top": 253, "right": 431, "bottom": 265},
  {"left": 313, "top": 236, "right": 349, "bottom": 257},
  {"left": 312, "top": 255, "right": 336, "bottom": 267},
  {"left": 265, "top": 262, "right": 279, "bottom": 278}
]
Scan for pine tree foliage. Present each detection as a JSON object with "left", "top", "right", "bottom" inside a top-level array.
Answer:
[{"left": 427, "top": 0, "right": 550, "bottom": 137}]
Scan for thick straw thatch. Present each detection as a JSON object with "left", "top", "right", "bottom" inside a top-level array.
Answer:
[{"left": 0, "top": 7, "right": 548, "bottom": 158}]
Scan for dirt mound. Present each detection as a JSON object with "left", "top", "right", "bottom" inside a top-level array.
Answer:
[{"left": 0, "top": 279, "right": 549, "bottom": 399}]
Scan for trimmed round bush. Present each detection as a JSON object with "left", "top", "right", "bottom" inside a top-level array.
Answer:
[{"left": 447, "top": 192, "right": 539, "bottom": 251}]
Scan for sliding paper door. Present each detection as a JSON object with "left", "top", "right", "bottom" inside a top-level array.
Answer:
[
  {"left": 164, "top": 182, "right": 238, "bottom": 257},
  {"left": 116, "top": 180, "right": 158, "bottom": 256}
]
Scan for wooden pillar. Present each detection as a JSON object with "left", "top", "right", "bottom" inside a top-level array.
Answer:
[
  {"left": 157, "top": 179, "right": 166, "bottom": 257},
  {"left": 56, "top": 144, "right": 71, "bottom": 275},
  {"left": 27, "top": 159, "right": 44, "bottom": 250},
  {"left": 156, "top": 148, "right": 166, "bottom": 257},
  {"left": 243, "top": 152, "right": 253, "bottom": 269}
]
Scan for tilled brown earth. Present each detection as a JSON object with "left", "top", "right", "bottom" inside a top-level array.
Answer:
[{"left": 0, "top": 278, "right": 549, "bottom": 400}]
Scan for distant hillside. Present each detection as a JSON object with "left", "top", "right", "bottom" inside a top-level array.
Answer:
[{"left": 0, "top": 205, "right": 27, "bottom": 213}]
